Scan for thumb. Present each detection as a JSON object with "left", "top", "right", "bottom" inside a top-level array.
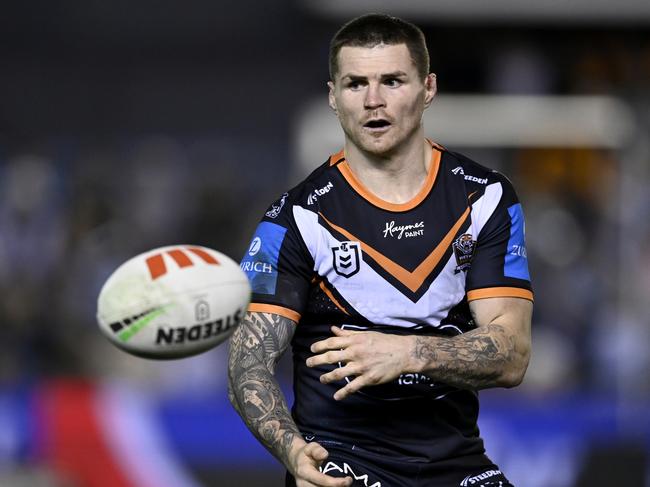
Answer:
[{"left": 304, "top": 442, "right": 329, "bottom": 464}]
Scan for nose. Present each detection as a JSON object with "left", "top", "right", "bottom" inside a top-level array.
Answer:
[{"left": 364, "top": 82, "right": 385, "bottom": 110}]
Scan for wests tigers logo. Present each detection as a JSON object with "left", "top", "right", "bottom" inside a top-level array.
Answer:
[{"left": 452, "top": 233, "right": 476, "bottom": 274}]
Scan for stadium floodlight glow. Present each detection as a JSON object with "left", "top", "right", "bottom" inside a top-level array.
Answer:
[{"left": 422, "top": 95, "right": 635, "bottom": 149}]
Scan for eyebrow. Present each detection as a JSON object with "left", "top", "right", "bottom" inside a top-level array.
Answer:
[{"left": 340, "top": 71, "right": 409, "bottom": 81}]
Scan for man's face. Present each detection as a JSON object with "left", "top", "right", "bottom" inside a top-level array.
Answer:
[{"left": 328, "top": 43, "right": 436, "bottom": 157}]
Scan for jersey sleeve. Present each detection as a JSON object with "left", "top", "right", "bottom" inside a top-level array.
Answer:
[
  {"left": 240, "top": 192, "right": 314, "bottom": 322},
  {"left": 465, "top": 174, "right": 533, "bottom": 302}
]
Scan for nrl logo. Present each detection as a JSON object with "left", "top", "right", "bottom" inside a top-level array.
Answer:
[
  {"left": 452, "top": 233, "right": 476, "bottom": 274},
  {"left": 195, "top": 300, "right": 210, "bottom": 321},
  {"left": 332, "top": 241, "right": 361, "bottom": 278}
]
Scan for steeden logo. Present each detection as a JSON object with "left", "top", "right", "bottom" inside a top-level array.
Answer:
[
  {"left": 451, "top": 166, "right": 488, "bottom": 185},
  {"left": 459, "top": 469, "right": 503, "bottom": 486},
  {"left": 307, "top": 181, "right": 334, "bottom": 205}
]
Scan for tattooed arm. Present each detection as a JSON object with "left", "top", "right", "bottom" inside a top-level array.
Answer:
[
  {"left": 308, "top": 297, "right": 532, "bottom": 399},
  {"left": 411, "top": 297, "right": 532, "bottom": 390},
  {"left": 228, "top": 312, "right": 296, "bottom": 457},
  {"left": 228, "top": 312, "right": 352, "bottom": 487}
]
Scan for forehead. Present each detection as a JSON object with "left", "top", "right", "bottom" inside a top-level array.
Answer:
[{"left": 336, "top": 43, "right": 418, "bottom": 79}]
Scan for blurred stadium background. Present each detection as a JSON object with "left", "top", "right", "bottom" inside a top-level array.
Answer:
[{"left": 0, "top": 1, "right": 649, "bottom": 486}]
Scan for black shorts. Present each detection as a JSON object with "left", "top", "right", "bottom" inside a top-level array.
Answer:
[{"left": 285, "top": 438, "right": 513, "bottom": 487}]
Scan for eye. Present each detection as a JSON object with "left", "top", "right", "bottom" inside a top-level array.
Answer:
[
  {"left": 384, "top": 78, "right": 402, "bottom": 88},
  {"left": 346, "top": 80, "right": 364, "bottom": 90}
]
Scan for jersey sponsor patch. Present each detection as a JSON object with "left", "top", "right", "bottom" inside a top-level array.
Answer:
[
  {"left": 504, "top": 203, "right": 530, "bottom": 280},
  {"left": 382, "top": 220, "right": 425, "bottom": 239},
  {"left": 240, "top": 222, "right": 287, "bottom": 294}
]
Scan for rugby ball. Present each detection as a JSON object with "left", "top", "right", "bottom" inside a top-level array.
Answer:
[{"left": 97, "top": 245, "right": 251, "bottom": 359}]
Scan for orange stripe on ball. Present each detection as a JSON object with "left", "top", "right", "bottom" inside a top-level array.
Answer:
[
  {"left": 186, "top": 247, "right": 220, "bottom": 265},
  {"left": 145, "top": 254, "right": 167, "bottom": 280},
  {"left": 166, "top": 249, "right": 193, "bottom": 268}
]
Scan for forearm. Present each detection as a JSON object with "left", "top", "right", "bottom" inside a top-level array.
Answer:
[
  {"left": 409, "top": 323, "right": 529, "bottom": 390},
  {"left": 227, "top": 313, "right": 303, "bottom": 467},
  {"left": 228, "top": 363, "right": 303, "bottom": 464}
]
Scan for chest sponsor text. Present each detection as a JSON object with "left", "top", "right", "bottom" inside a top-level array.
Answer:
[{"left": 383, "top": 220, "right": 424, "bottom": 239}]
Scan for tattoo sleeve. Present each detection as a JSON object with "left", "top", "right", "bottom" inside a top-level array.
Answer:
[
  {"left": 412, "top": 323, "right": 522, "bottom": 390},
  {"left": 227, "top": 312, "right": 299, "bottom": 467}
]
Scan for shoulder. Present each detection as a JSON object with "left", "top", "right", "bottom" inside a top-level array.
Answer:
[
  {"left": 442, "top": 149, "right": 519, "bottom": 199},
  {"left": 260, "top": 157, "right": 335, "bottom": 224},
  {"left": 442, "top": 150, "right": 497, "bottom": 184}
]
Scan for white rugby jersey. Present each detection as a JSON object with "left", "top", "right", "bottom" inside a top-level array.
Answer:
[{"left": 240, "top": 141, "right": 533, "bottom": 463}]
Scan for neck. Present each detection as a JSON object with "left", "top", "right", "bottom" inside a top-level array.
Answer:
[{"left": 344, "top": 136, "right": 433, "bottom": 205}]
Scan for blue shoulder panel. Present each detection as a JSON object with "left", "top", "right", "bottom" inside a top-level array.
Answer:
[
  {"left": 240, "top": 222, "right": 287, "bottom": 295},
  {"left": 504, "top": 204, "right": 530, "bottom": 281}
]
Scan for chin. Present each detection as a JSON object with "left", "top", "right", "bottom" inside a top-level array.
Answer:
[
  {"left": 361, "top": 138, "right": 398, "bottom": 157},
  {"left": 361, "top": 142, "right": 397, "bottom": 156}
]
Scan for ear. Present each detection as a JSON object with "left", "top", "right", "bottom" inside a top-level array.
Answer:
[
  {"left": 327, "top": 81, "right": 338, "bottom": 113},
  {"left": 424, "top": 73, "right": 437, "bottom": 108}
]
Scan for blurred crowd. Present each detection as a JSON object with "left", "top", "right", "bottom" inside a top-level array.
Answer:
[
  {"left": 483, "top": 36, "right": 650, "bottom": 398},
  {"left": 0, "top": 135, "right": 283, "bottom": 391}
]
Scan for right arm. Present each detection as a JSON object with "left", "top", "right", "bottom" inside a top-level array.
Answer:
[{"left": 227, "top": 311, "right": 351, "bottom": 487}]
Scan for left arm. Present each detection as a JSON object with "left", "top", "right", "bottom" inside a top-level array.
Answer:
[
  {"left": 307, "top": 297, "right": 532, "bottom": 400},
  {"left": 410, "top": 297, "right": 532, "bottom": 390}
]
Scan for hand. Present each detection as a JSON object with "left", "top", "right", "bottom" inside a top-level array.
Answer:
[
  {"left": 288, "top": 440, "right": 352, "bottom": 487},
  {"left": 306, "top": 326, "right": 412, "bottom": 400}
]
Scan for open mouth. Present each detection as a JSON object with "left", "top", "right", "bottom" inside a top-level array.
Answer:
[{"left": 364, "top": 119, "right": 391, "bottom": 129}]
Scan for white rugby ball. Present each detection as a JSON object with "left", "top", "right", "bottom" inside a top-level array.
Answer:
[{"left": 97, "top": 245, "right": 251, "bottom": 359}]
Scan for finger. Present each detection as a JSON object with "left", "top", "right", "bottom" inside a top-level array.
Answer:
[
  {"left": 306, "top": 350, "right": 348, "bottom": 368},
  {"left": 299, "top": 469, "right": 353, "bottom": 487},
  {"left": 333, "top": 375, "right": 367, "bottom": 401},
  {"left": 298, "top": 473, "right": 353, "bottom": 487},
  {"left": 331, "top": 326, "right": 356, "bottom": 337},
  {"left": 310, "top": 336, "right": 349, "bottom": 354},
  {"left": 296, "top": 469, "right": 352, "bottom": 487},
  {"left": 319, "top": 364, "right": 360, "bottom": 384},
  {"left": 299, "top": 444, "right": 352, "bottom": 487}
]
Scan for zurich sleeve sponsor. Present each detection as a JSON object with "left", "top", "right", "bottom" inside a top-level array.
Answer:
[
  {"left": 240, "top": 222, "right": 287, "bottom": 295},
  {"left": 504, "top": 203, "right": 530, "bottom": 281}
]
